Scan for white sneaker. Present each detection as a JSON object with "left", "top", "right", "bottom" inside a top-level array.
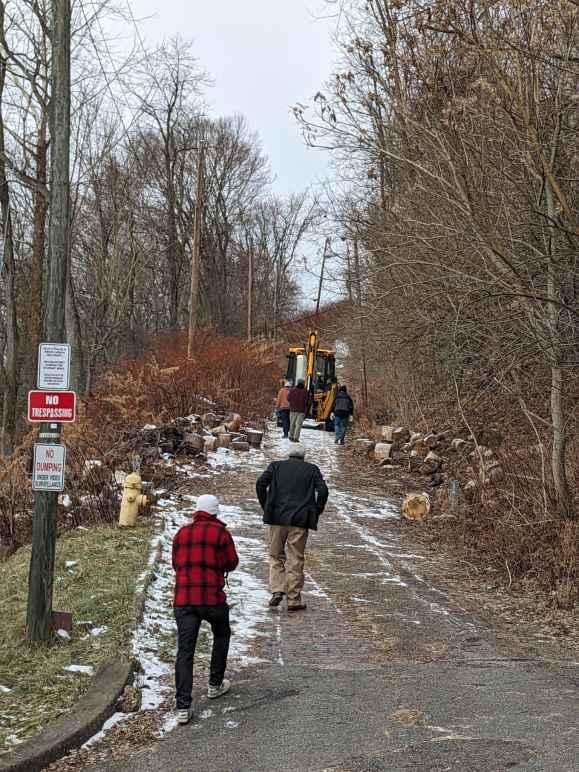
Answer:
[
  {"left": 207, "top": 678, "right": 231, "bottom": 699},
  {"left": 176, "top": 707, "right": 193, "bottom": 724}
]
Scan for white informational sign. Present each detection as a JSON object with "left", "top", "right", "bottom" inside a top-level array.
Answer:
[
  {"left": 37, "top": 343, "right": 71, "bottom": 391},
  {"left": 32, "top": 444, "right": 66, "bottom": 492}
]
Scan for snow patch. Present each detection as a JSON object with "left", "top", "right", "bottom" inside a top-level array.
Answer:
[{"left": 63, "top": 665, "right": 95, "bottom": 676}]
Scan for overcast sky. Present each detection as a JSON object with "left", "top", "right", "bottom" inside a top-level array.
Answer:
[
  {"left": 130, "top": 0, "right": 335, "bottom": 197},
  {"left": 123, "top": 1, "right": 339, "bottom": 306}
]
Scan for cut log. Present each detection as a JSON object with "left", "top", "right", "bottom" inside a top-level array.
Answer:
[
  {"left": 246, "top": 429, "right": 263, "bottom": 447},
  {"left": 422, "top": 451, "right": 442, "bottom": 474},
  {"left": 217, "top": 434, "right": 233, "bottom": 448},
  {"left": 374, "top": 442, "right": 393, "bottom": 461},
  {"left": 355, "top": 439, "right": 375, "bottom": 456},
  {"left": 225, "top": 414, "right": 242, "bottom": 433},
  {"left": 204, "top": 437, "right": 218, "bottom": 452},
  {"left": 402, "top": 492, "right": 430, "bottom": 521},
  {"left": 231, "top": 441, "right": 250, "bottom": 452},
  {"left": 381, "top": 425, "right": 395, "bottom": 442},
  {"left": 392, "top": 426, "right": 410, "bottom": 443}
]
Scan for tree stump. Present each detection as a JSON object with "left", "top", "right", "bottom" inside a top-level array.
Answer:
[{"left": 402, "top": 492, "right": 430, "bottom": 521}]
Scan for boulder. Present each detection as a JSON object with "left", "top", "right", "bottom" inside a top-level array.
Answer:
[
  {"left": 402, "top": 492, "right": 430, "bottom": 521},
  {"left": 201, "top": 412, "right": 219, "bottom": 429},
  {"left": 422, "top": 451, "right": 442, "bottom": 474},
  {"left": 381, "top": 425, "right": 395, "bottom": 442},
  {"left": 183, "top": 432, "right": 205, "bottom": 452},
  {"left": 374, "top": 442, "right": 393, "bottom": 461},
  {"left": 392, "top": 426, "right": 410, "bottom": 443},
  {"left": 231, "top": 441, "right": 250, "bottom": 452},
  {"left": 355, "top": 439, "right": 375, "bottom": 456}
]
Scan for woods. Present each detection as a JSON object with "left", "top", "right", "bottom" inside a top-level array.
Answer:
[
  {"left": 296, "top": 0, "right": 578, "bottom": 522},
  {"left": 0, "top": 2, "right": 316, "bottom": 453}
]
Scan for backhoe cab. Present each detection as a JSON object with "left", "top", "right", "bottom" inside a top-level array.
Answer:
[{"left": 285, "top": 331, "right": 338, "bottom": 429}]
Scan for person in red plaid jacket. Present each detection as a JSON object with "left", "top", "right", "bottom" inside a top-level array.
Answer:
[{"left": 172, "top": 494, "right": 239, "bottom": 724}]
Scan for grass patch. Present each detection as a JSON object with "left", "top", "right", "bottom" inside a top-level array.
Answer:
[{"left": 0, "top": 519, "right": 153, "bottom": 752}]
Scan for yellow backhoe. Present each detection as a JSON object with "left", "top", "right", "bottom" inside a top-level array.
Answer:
[{"left": 285, "top": 331, "right": 338, "bottom": 429}]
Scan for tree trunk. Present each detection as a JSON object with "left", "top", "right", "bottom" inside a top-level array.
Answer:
[
  {"left": 0, "top": 8, "right": 19, "bottom": 457},
  {"left": 545, "top": 180, "right": 573, "bottom": 519}
]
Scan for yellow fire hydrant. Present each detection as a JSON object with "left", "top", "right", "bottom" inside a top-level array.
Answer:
[{"left": 119, "top": 473, "right": 148, "bottom": 527}]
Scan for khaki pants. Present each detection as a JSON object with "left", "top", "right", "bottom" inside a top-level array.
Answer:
[
  {"left": 289, "top": 412, "right": 305, "bottom": 441},
  {"left": 269, "top": 525, "right": 308, "bottom": 603}
]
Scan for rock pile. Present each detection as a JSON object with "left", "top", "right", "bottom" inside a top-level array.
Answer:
[
  {"left": 355, "top": 423, "right": 506, "bottom": 519},
  {"left": 137, "top": 412, "right": 263, "bottom": 463}
]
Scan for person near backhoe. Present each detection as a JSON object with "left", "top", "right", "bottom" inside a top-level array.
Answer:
[
  {"left": 172, "top": 494, "right": 239, "bottom": 725},
  {"left": 288, "top": 379, "right": 310, "bottom": 441},
  {"left": 332, "top": 385, "right": 354, "bottom": 445},
  {"left": 256, "top": 444, "right": 329, "bottom": 612},
  {"left": 276, "top": 380, "right": 292, "bottom": 439}
]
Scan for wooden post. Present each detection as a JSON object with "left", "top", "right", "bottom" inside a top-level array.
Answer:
[
  {"left": 26, "top": 0, "right": 71, "bottom": 643},
  {"left": 187, "top": 143, "right": 205, "bottom": 359}
]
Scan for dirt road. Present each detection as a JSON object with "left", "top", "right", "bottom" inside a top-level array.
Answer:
[{"left": 54, "top": 426, "right": 578, "bottom": 772}]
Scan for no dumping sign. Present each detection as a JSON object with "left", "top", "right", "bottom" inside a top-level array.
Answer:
[{"left": 32, "top": 444, "right": 66, "bottom": 492}]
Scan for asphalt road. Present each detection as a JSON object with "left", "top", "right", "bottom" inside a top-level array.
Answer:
[{"left": 83, "top": 428, "right": 578, "bottom": 772}]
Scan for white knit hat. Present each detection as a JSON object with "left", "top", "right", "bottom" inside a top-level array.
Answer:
[{"left": 196, "top": 494, "right": 220, "bottom": 515}]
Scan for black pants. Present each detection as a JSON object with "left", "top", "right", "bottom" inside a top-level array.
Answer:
[
  {"left": 278, "top": 409, "right": 290, "bottom": 438},
  {"left": 174, "top": 604, "right": 231, "bottom": 709}
]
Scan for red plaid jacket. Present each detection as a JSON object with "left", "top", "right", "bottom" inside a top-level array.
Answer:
[{"left": 172, "top": 511, "right": 239, "bottom": 607}]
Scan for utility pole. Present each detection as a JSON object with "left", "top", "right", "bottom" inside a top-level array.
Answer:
[
  {"left": 247, "top": 234, "right": 254, "bottom": 340},
  {"left": 187, "top": 143, "right": 205, "bottom": 359},
  {"left": 27, "top": 0, "right": 71, "bottom": 642},
  {"left": 315, "top": 237, "right": 332, "bottom": 315},
  {"left": 353, "top": 237, "right": 369, "bottom": 406}
]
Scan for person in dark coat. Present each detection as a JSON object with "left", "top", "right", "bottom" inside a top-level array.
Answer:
[
  {"left": 256, "top": 444, "right": 329, "bottom": 611},
  {"left": 288, "top": 380, "right": 310, "bottom": 441},
  {"left": 332, "top": 385, "right": 354, "bottom": 445}
]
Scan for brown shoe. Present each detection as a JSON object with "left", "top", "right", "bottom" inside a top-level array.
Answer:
[{"left": 287, "top": 597, "right": 307, "bottom": 612}]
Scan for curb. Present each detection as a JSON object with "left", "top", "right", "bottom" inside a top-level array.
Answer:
[
  {"left": 0, "top": 516, "right": 167, "bottom": 772},
  {"left": 0, "top": 658, "right": 133, "bottom": 772}
]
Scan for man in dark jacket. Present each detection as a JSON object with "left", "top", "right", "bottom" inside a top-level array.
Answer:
[
  {"left": 288, "top": 380, "right": 310, "bottom": 442},
  {"left": 256, "top": 445, "right": 329, "bottom": 611},
  {"left": 172, "top": 494, "right": 239, "bottom": 724},
  {"left": 332, "top": 385, "right": 354, "bottom": 445}
]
